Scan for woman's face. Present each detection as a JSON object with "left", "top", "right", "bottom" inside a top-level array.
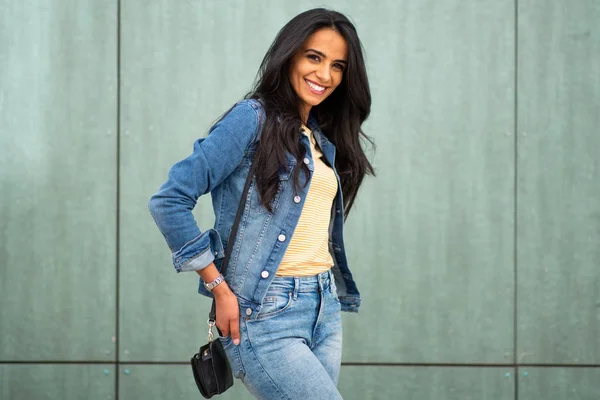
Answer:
[{"left": 289, "top": 28, "right": 348, "bottom": 121}]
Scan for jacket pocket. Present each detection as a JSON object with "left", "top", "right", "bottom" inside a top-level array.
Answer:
[
  {"left": 259, "top": 158, "right": 296, "bottom": 213},
  {"left": 277, "top": 158, "right": 295, "bottom": 181}
]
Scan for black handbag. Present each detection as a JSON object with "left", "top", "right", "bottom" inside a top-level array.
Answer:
[
  {"left": 190, "top": 162, "right": 255, "bottom": 398},
  {"left": 191, "top": 339, "right": 233, "bottom": 398}
]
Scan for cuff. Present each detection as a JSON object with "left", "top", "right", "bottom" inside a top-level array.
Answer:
[
  {"left": 172, "top": 229, "right": 224, "bottom": 272},
  {"left": 339, "top": 296, "right": 361, "bottom": 313}
]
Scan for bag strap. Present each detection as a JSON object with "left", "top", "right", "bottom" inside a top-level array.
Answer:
[{"left": 208, "top": 162, "right": 256, "bottom": 322}]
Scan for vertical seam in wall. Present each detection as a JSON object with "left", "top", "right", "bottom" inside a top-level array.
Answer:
[
  {"left": 514, "top": 0, "right": 519, "bottom": 398},
  {"left": 115, "top": 0, "right": 121, "bottom": 398}
]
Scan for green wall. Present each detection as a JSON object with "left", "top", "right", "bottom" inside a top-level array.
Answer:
[{"left": 1, "top": 0, "right": 598, "bottom": 399}]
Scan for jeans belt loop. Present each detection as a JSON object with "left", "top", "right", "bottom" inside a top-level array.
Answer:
[{"left": 292, "top": 277, "right": 299, "bottom": 300}]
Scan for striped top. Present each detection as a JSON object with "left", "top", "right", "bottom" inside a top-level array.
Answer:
[{"left": 276, "top": 125, "right": 337, "bottom": 276}]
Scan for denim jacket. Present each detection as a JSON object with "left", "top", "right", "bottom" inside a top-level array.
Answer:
[{"left": 148, "top": 99, "right": 361, "bottom": 316}]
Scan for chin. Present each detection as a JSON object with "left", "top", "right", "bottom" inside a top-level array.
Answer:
[{"left": 306, "top": 95, "right": 328, "bottom": 107}]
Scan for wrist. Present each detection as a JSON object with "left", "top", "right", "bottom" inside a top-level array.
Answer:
[{"left": 212, "top": 281, "right": 231, "bottom": 297}]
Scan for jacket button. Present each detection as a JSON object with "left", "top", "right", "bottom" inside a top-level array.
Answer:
[
  {"left": 303, "top": 157, "right": 310, "bottom": 165},
  {"left": 278, "top": 234, "right": 286, "bottom": 242},
  {"left": 261, "top": 271, "right": 269, "bottom": 278},
  {"left": 293, "top": 195, "right": 301, "bottom": 203},
  {"left": 245, "top": 308, "right": 252, "bottom": 316}
]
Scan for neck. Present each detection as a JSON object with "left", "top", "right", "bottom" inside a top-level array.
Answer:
[{"left": 300, "top": 104, "right": 311, "bottom": 125}]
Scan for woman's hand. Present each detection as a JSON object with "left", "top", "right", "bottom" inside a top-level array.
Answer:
[
  {"left": 196, "top": 263, "right": 240, "bottom": 345},
  {"left": 213, "top": 283, "right": 241, "bottom": 345}
]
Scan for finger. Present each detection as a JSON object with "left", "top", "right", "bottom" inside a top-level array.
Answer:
[
  {"left": 216, "top": 321, "right": 229, "bottom": 338},
  {"left": 230, "top": 318, "right": 241, "bottom": 346}
]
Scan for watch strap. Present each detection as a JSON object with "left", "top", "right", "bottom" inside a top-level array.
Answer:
[{"left": 204, "top": 274, "right": 225, "bottom": 292}]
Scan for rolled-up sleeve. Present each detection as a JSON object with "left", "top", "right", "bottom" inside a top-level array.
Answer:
[{"left": 148, "top": 100, "right": 261, "bottom": 272}]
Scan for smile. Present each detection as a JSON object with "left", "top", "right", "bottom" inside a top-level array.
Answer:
[{"left": 305, "top": 79, "right": 327, "bottom": 94}]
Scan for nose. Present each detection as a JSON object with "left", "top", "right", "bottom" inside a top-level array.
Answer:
[{"left": 315, "top": 63, "right": 331, "bottom": 83}]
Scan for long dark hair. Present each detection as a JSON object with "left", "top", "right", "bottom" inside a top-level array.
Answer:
[{"left": 247, "top": 8, "right": 374, "bottom": 218}]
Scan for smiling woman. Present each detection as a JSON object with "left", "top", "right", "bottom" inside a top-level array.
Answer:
[
  {"left": 149, "top": 7, "right": 374, "bottom": 400},
  {"left": 249, "top": 9, "right": 373, "bottom": 219},
  {"left": 288, "top": 29, "right": 348, "bottom": 121}
]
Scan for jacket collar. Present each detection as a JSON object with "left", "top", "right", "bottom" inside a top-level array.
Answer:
[
  {"left": 306, "top": 112, "right": 333, "bottom": 148},
  {"left": 303, "top": 112, "right": 336, "bottom": 167}
]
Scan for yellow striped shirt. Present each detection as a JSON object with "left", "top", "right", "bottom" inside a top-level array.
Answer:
[{"left": 276, "top": 126, "right": 337, "bottom": 276}]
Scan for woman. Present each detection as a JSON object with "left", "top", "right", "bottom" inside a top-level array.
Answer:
[{"left": 149, "top": 8, "right": 374, "bottom": 399}]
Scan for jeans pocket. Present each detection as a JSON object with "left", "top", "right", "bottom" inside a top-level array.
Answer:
[
  {"left": 218, "top": 334, "right": 233, "bottom": 346},
  {"left": 218, "top": 335, "right": 245, "bottom": 380},
  {"left": 256, "top": 290, "right": 293, "bottom": 321}
]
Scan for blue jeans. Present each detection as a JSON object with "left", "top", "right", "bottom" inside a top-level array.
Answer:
[{"left": 219, "top": 269, "right": 343, "bottom": 399}]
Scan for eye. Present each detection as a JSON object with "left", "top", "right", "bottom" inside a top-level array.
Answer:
[
  {"left": 333, "top": 63, "right": 346, "bottom": 72},
  {"left": 307, "top": 54, "right": 320, "bottom": 62}
]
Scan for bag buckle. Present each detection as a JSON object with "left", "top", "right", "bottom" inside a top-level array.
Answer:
[{"left": 207, "top": 319, "right": 215, "bottom": 342}]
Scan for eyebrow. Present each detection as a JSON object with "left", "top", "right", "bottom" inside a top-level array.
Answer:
[{"left": 304, "top": 48, "right": 347, "bottom": 65}]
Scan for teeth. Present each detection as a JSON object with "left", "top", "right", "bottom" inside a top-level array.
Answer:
[{"left": 306, "top": 80, "right": 325, "bottom": 92}]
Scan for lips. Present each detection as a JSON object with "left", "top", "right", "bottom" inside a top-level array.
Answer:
[{"left": 305, "top": 78, "right": 327, "bottom": 94}]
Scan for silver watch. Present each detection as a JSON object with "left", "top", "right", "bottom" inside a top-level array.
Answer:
[{"left": 204, "top": 274, "right": 225, "bottom": 292}]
